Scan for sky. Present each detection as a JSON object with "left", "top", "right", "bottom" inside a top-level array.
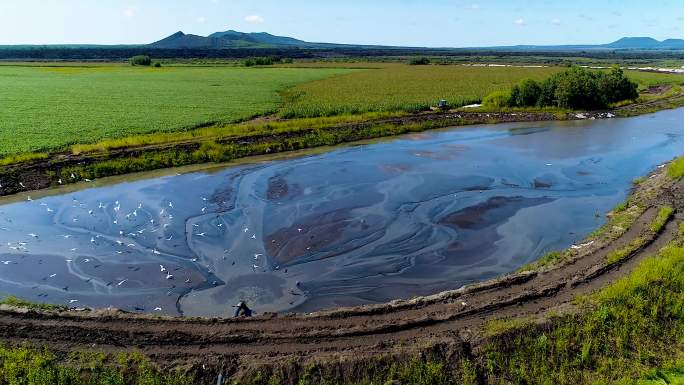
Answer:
[{"left": 1, "top": 0, "right": 683, "bottom": 47}]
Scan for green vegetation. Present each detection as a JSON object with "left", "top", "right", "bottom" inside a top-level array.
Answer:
[
  {"left": 129, "top": 55, "right": 152, "bottom": 66},
  {"left": 244, "top": 56, "right": 292, "bottom": 67},
  {"left": 650, "top": 206, "right": 675, "bottom": 233},
  {"left": 605, "top": 205, "right": 672, "bottom": 265},
  {"left": 280, "top": 65, "right": 562, "bottom": 117},
  {"left": 0, "top": 348, "right": 193, "bottom": 385},
  {"left": 0, "top": 295, "right": 68, "bottom": 311},
  {"left": 408, "top": 57, "right": 431, "bottom": 65},
  {"left": 669, "top": 157, "right": 684, "bottom": 179},
  {"left": 0, "top": 65, "right": 354, "bottom": 157},
  {"left": 484, "top": 66, "right": 639, "bottom": 109},
  {"left": 639, "top": 362, "right": 684, "bottom": 385}
]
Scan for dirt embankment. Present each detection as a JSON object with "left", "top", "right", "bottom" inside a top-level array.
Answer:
[
  {"left": 1, "top": 94, "right": 682, "bottom": 198},
  {"left": 0, "top": 165, "right": 680, "bottom": 383}
]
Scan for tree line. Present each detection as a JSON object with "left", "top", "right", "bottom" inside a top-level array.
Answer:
[{"left": 483, "top": 66, "right": 639, "bottom": 110}]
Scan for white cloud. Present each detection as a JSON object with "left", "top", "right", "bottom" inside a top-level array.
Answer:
[
  {"left": 466, "top": 4, "right": 480, "bottom": 10},
  {"left": 514, "top": 18, "right": 526, "bottom": 26},
  {"left": 551, "top": 18, "right": 561, "bottom": 25},
  {"left": 196, "top": 16, "right": 207, "bottom": 23},
  {"left": 245, "top": 15, "right": 265, "bottom": 23},
  {"left": 123, "top": 6, "right": 137, "bottom": 18}
]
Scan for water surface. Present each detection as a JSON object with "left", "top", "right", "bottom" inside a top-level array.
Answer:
[{"left": 1, "top": 109, "right": 683, "bottom": 316}]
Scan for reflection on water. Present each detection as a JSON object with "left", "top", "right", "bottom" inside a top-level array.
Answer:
[{"left": 1, "top": 109, "right": 683, "bottom": 316}]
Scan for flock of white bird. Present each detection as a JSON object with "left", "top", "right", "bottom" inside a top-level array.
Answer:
[{"left": 0, "top": 189, "right": 272, "bottom": 313}]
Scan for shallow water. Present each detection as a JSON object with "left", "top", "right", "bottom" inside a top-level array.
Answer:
[{"left": 1, "top": 109, "right": 683, "bottom": 316}]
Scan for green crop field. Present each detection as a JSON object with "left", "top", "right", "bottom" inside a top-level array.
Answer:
[
  {"left": 280, "top": 64, "right": 684, "bottom": 117},
  {"left": 2, "top": 63, "right": 683, "bottom": 158},
  {"left": 280, "top": 65, "right": 563, "bottom": 117},
  {"left": 0, "top": 65, "right": 354, "bottom": 156}
]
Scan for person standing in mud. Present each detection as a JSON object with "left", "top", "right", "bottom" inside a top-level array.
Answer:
[{"left": 233, "top": 301, "right": 252, "bottom": 318}]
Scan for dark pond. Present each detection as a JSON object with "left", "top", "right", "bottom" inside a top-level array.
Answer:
[{"left": 1, "top": 109, "right": 683, "bottom": 316}]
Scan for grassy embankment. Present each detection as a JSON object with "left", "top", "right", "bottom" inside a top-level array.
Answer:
[
  {"left": 0, "top": 157, "right": 682, "bottom": 384},
  {"left": 1, "top": 63, "right": 683, "bottom": 192}
]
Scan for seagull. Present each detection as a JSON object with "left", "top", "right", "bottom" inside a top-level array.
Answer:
[
  {"left": 165, "top": 235, "right": 173, "bottom": 241},
  {"left": 58, "top": 179, "right": 62, "bottom": 185},
  {"left": 69, "top": 299, "right": 79, "bottom": 304},
  {"left": 196, "top": 232, "right": 206, "bottom": 237},
  {"left": 251, "top": 234, "right": 257, "bottom": 239},
  {"left": 26, "top": 195, "right": 31, "bottom": 201},
  {"left": 46, "top": 208, "right": 54, "bottom": 213},
  {"left": 154, "top": 307, "right": 162, "bottom": 311},
  {"left": 160, "top": 265, "right": 167, "bottom": 272},
  {"left": 49, "top": 273, "right": 57, "bottom": 278},
  {"left": 28, "top": 233, "right": 38, "bottom": 238},
  {"left": 61, "top": 235, "right": 72, "bottom": 239},
  {"left": 117, "top": 279, "right": 127, "bottom": 286},
  {"left": 254, "top": 253, "right": 263, "bottom": 260},
  {"left": 201, "top": 207, "right": 207, "bottom": 213},
  {"left": 153, "top": 249, "right": 161, "bottom": 255},
  {"left": 88, "top": 210, "right": 94, "bottom": 215},
  {"left": 168, "top": 202, "right": 174, "bottom": 209},
  {"left": 165, "top": 273, "right": 174, "bottom": 280},
  {"left": 90, "top": 237, "right": 95, "bottom": 243},
  {"left": 1, "top": 261, "right": 12, "bottom": 265},
  {"left": 70, "top": 173, "right": 76, "bottom": 179},
  {"left": 243, "top": 228, "right": 249, "bottom": 233},
  {"left": 20, "top": 183, "right": 26, "bottom": 189}
]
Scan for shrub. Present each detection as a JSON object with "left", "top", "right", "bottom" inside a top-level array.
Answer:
[
  {"left": 482, "top": 90, "right": 513, "bottom": 108},
  {"left": 245, "top": 56, "right": 283, "bottom": 67},
  {"left": 129, "top": 55, "right": 152, "bottom": 66},
  {"left": 409, "top": 57, "right": 431, "bottom": 65},
  {"left": 516, "top": 79, "right": 542, "bottom": 106},
  {"left": 153, "top": 62, "right": 162, "bottom": 68},
  {"left": 482, "top": 66, "right": 639, "bottom": 110}
]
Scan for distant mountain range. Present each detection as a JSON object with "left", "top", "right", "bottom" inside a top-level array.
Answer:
[
  {"left": 148, "top": 31, "right": 684, "bottom": 51},
  {"left": 149, "top": 30, "right": 360, "bottom": 49},
  {"left": 2, "top": 31, "right": 684, "bottom": 52}
]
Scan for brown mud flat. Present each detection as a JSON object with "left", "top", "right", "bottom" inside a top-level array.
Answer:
[
  {"left": 0, "top": 166, "right": 681, "bottom": 383},
  {"left": 1, "top": 94, "right": 682, "bottom": 198}
]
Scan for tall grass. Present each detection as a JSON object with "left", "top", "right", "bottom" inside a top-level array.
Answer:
[{"left": 669, "top": 156, "right": 684, "bottom": 179}]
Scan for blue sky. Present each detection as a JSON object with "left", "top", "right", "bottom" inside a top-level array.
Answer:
[{"left": 1, "top": 0, "right": 682, "bottom": 46}]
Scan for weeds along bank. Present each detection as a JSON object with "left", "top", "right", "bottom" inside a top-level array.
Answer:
[{"left": 0, "top": 158, "right": 682, "bottom": 385}]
